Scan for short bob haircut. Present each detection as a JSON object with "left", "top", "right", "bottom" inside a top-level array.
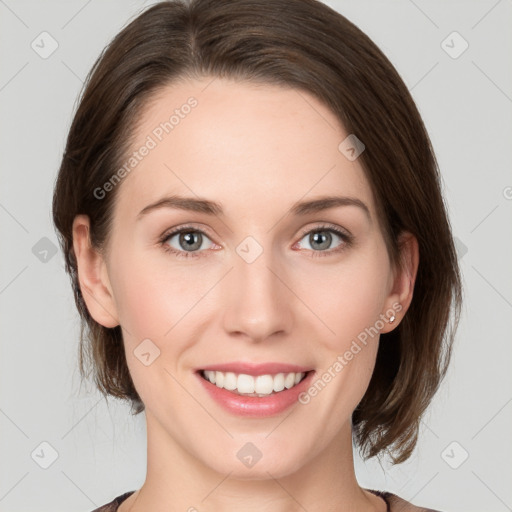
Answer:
[{"left": 52, "top": 0, "right": 462, "bottom": 465}]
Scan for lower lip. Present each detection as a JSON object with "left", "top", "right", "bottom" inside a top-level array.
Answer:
[{"left": 196, "top": 370, "right": 315, "bottom": 418}]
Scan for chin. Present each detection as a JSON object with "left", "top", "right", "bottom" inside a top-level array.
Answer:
[{"left": 200, "top": 439, "right": 309, "bottom": 481}]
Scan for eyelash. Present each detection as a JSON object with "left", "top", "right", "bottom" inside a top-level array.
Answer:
[{"left": 158, "top": 223, "right": 353, "bottom": 259}]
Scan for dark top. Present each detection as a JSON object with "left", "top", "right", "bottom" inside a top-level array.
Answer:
[{"left": 90, "top": 489, "right": 443, "bottom": 511}]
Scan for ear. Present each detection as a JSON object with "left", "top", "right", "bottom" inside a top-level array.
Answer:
[
  {"left": 380, "top": 231, "right": 419, "bottom": 333},
  {"left": 72, "top": 214, "right": 119, "bottom": 328}
]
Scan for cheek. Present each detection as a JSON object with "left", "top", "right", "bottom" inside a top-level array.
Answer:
[
  {"left": 109, "top": 247, "right": 205, "bottom": 342},
  {"left": 297, "top": 251, "right": 390, "bottom": 423},
  {"left": 108, "top": 249, "right": 206, "bottom": 404},
  {"left": 303, "top": 247, "right": 391, "bottom": 352}
]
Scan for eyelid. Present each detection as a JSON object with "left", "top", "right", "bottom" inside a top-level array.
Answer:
[
  {"left": 296, "top": 221, "right": 352, "bottom": 240},
  {"left": 159, "top": 223, "right": 217, "bottom": 242}
]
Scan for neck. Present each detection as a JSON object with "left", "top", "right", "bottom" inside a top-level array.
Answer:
[{"left": 120, "top": 412, "right": 385, "bottom": 512}]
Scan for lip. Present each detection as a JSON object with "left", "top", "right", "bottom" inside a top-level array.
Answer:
[
  {"left": 195, "top": 368, "right": 316, "bottom": 418},
  {"left": 197, "top": 361, "right": 313, "bottom": 376}
]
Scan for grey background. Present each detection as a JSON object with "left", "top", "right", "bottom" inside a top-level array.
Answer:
[{"left": 1, "top": 0, "right": 511, "bottom": 511}]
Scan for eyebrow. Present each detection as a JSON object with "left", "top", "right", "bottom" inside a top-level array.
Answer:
[{"left": 137, "top": 194, "right": 371, "bottom": 221}]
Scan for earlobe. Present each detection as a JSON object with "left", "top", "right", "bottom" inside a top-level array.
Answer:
[
  {"left": 380, "top": 231, "right": 419, "bottom": 333},
  {"left": 72, "top": 214, "right": 119, "bottom": 328}
]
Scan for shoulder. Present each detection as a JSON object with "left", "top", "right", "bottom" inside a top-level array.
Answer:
[
  {"left": 388, "top": 492, "right": 444, "bottom": 512},
  {"left": 90, "top": 491, "right": 136, "bottom": 512},
  {"left": 90, "top": 488, "right": 445, "bottom": 512},
  {"left": 368, "top": 489, "right": 445, "bottom": 512}
]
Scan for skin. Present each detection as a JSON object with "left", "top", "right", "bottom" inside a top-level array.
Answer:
[{"left": 73, "top": 77, "right": 418, "bottom": 512}]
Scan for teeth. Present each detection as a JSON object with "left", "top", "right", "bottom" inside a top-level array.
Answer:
[
  {"left": 237, "top": 373, "right": 254, "bottom": 394},
  {"left": 255, "top": 374, "right": 274, "bottom": 395},
  {"left": 202, "top": 370, "right": 307, "bottom": 396}
]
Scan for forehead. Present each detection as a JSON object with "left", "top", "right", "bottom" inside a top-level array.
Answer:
[{"left": 114, "top": 77, "right": 375, "bottom": 221}]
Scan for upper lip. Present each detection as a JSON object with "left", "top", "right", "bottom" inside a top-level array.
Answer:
[{"left": 197, "top": 361, "right": 313, "bottom": 376}]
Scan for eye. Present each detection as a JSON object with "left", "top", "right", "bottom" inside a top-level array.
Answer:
[
  {"left": 159, "top": 226, "right": 217, "bottom": 258},
  {"left": 295, "top": 224, "right": 352, "bottom": 257},
  {"left": 159, "top": 223, "right": 352, "bottom": 259}
]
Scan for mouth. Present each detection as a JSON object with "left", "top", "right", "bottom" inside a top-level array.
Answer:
[
  {"left": 195, "top": 364, "right": 317, "bottom": 417},
  {"left": 197, "top": 369, "right": 313, "bottom": 397}
]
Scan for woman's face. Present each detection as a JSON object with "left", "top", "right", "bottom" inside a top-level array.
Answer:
[{"left": 84, "top": 77, "right": 407, "bottom": 478}]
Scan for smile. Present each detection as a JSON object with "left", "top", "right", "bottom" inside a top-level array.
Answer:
[
  {"left": 200, "top": 370, "right": 309, "bottom": 397},
  {"left": 195, "top": 367, "right": 316, "bottom": 417}
]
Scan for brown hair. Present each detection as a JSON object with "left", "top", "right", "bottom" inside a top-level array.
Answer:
[{"left": 52, "top": 0, "right": 462, "bottom": 464}]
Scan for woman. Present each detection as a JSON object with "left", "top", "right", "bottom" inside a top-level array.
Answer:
[{"left": 52, "top": 0, "right": 462, "bottom": 510}]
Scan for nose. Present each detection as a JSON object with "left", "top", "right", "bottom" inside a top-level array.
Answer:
[{"left": 221, "top": 243, "right": 294, "bottom": 343}]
